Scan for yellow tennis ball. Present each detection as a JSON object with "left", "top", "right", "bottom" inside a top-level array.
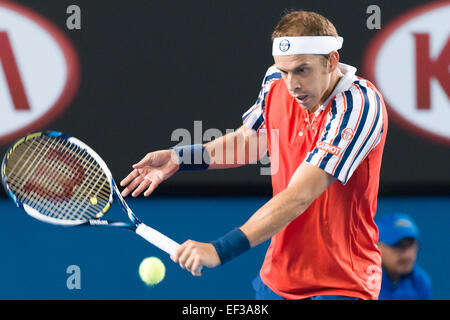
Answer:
[
  {"left": 90, "top": 197, "right": 98, "bottom": 205},
  {"left": 139, "top": 257, "right": 165, "bottom": 286}
]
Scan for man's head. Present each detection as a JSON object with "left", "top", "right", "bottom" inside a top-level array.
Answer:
[
  {"left": 376, "top": 213, "right": 420, "bottom": 281},
  {"left": 271, "top": 10, "right": 342, "bottom": 111}
]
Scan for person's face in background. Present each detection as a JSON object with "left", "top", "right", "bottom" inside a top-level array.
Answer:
[{"left": 378, "top": 237, "right": 418, "bottom": 281}]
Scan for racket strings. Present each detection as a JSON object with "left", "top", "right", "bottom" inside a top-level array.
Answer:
[
  {"left": 23, "top": 138, "right": 80, "bottom": 218},
  {"left": 31, "top": 138, "right": 105, "bottom": 220},
  {"left": 55, "top": 139, "right": 110, "bottom": 220},
  {"left": 18, "top": 138, "right": 89, "bottom": 218},
  {"left": 50, "top": 142, "right": 110, "bottom": 220},
  {"left": 27, "top": 137, "right": 110, "bottom": 219},
  {"left": 51, "top": 140, "right": 112, "bottom": 218},
  {"left": 6, "top": 137, "right": 96, "bottom": 220},
  {"left": 7, "top": 137, "right": 41, "bottom": 178},
  {"left": 64, "top": 140, "right": 111, "bottom": 220},
  {"left": 5, "top": 136, "right": 112, "bottom": 221},
  {"left": 7, "top": 137, "right": 64, "bottom": 213},
  {"left": 33, "top": 137, "right": 100, "bottom": 219},
  {"left": 8, "top": 138, "right": 71, "bottom": 210},
  {"left": 7, "top": 137, "right": 109, "bottom": 220},
  {"left": 8, "top": 137, "right": 46, "bottom": 189}
]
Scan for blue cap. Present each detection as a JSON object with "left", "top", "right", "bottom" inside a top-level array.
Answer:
[{"left": 376, "top": 213, "right": 419, "bottom": 246}]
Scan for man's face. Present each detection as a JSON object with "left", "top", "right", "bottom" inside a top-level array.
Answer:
[
  {"left": 379, "top": 238, "right": 418, "bottom": 279},
  {"left": 273, "top": 54, "right": 333, "bottom": 111}
]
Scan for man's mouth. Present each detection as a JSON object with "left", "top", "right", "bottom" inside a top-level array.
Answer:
[{"left": 296, "top": 95, "right": 308, "bottom": 103}]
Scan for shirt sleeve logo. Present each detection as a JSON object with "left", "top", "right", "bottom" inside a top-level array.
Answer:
[
  {"left": 316, "top": 141, "right": 342, "bottom": 156},
  {"left": 341, "top": 128, "right": 355, "bottom": 141}
]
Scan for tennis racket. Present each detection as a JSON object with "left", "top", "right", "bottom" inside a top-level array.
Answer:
[{"left": 1, "top": 131, "right": 180, "bottom": 256}]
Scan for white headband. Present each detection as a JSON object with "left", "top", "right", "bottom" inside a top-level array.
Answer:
[{"left": 272, "top": 36, "right": 343, "bottom": 56}]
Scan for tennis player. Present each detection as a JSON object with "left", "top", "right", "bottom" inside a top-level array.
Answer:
[{"left": 121, "top": 10, "right": 388, "bottom": 300}]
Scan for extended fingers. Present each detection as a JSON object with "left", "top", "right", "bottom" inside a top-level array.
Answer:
[
  {"left": 121, "top": 178, "right": 143, "bottom": 197},
  {"left": 120, "top": 169, "right": 139, "bottom": 188},
  {"left": 133, "top": 153, "right": 154, "bottom": 169},
  {"left": 143, "top": 176, "right": 162, "bottom": 197},
  {"left": 131, "top": 178, "right": 152, "bottom": 197},
  {"left": 121, "top": 171, "right": 162, "bottom": 197}
]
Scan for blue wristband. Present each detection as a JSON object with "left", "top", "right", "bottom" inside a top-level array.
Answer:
[
  {"left": 171, "top": 144, "right": 210, "bottom": 171},
  {"left": 211, "top": 228, "right": 251, "bottom": 265}
]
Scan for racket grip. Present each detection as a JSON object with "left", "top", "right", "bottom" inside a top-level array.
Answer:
[
  {"left": 136, "top": 223, "right": 203, "bottom": 275},
  {"left": 136, "top": 223, "right": 180, "bottom": 256}
]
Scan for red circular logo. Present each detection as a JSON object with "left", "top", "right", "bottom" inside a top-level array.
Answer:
[
  {"left": 342, "top": 128, "right": 354, "bottom": 141},
  {"left": 0, "top": 1, "right": 80, "bottom": 146},
  {"left": 363, "top": 1, "right": 450, "bottom": 147}
]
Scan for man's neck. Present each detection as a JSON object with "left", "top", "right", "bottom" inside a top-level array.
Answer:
[{"left": 310, "top": 69, "right": 344, "bottom": 113}]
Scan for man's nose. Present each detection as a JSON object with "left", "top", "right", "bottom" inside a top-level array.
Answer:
[{"left": 286, "top": 73, "right": 301, "bottom": 92}]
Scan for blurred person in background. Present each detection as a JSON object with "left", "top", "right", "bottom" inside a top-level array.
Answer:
[{"left": 376, "top": 213, "right": 432, "bottom": 300}]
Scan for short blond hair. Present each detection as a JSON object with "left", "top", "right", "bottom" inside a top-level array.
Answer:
[{"left": 272, "top": 10, "right": 338, "bottom": 40}]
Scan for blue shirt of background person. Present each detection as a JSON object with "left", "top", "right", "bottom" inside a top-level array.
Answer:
[{"left": 376, "top": 213, "right": 432, "bottom": 300}]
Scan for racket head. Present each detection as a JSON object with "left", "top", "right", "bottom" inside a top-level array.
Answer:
[{"left": 1, "top": 131, "right": 115, "bottom": 226}]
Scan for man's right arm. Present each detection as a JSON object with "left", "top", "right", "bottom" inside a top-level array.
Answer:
[
  {"left": 120, "top": 125, "right": 266, "bottom": 197},
  {"left": 205, "top": 125, "right": 267, "bottom": 170}
]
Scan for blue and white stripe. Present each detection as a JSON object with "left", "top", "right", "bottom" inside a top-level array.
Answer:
[
  {"left": 307, "top": 79, "right": 384, "bottom": 185},
  {"left": 242, "top": 66, "right": 282, "bottom": 132}
]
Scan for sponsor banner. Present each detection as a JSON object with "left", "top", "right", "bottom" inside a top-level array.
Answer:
[
  {"left": 0, "top": 1, "right": 80, "bottom": 145},
  {"left": 364, "top": 1, "right": 450, "bottom": 147}
]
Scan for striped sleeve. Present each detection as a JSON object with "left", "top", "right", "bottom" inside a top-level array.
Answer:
[
  {"left": 242, "top": 66, "right": 282, "bottom": 132},
  {"left": 305, "top": 80, "right": 384, "bottom": 185}
]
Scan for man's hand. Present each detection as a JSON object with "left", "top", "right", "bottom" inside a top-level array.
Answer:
[
  {"left": 171, "top": 240, "right": 221, "bottom": 276},
  {"left": 120, "top": 149, "right": 179, "bottom": 197}
]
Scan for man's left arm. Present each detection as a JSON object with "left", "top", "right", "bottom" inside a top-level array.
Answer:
[
  {"left": 240, "top": 162, "right": 336, "bottom": 247},
  {"left": 171, "top": 161, "right": 336, "bottom": 276}
]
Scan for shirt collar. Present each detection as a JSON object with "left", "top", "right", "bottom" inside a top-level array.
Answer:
[{"left": 315, "top": 63, "right": 357, "bottom": 114}]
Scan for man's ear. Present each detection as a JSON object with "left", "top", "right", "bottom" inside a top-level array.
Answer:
[{"left": 328, "top": 51, "right": 340, "bottom": 72}]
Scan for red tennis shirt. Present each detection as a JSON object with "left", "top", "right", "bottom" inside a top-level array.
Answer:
[{"left": 242, "top": 63, "right": 388, "bottom": 300}]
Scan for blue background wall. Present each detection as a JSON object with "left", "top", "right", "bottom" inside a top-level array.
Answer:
[{"left": 0, "top": 196, "right": 448, "bottom": 300}]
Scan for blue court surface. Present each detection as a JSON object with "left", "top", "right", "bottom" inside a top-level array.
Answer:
[{"left": 0, "top": 196, "right": 448, "bottom": 300}]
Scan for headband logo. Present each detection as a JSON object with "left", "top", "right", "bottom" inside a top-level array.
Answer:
[{"left": 279, "top": 39, "right": 290, "bottom": 52}]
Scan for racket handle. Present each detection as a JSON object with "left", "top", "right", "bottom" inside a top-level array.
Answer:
[
  {"left": 136, "top": 223, "right": 203, "bottom": 275},
  {"left": 135, "top": 223, "right": 180, "bottom": 256}
]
